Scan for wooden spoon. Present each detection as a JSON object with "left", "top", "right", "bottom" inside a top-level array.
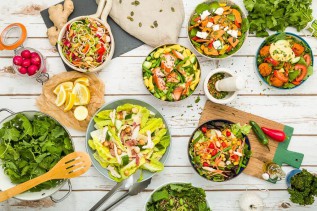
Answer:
[{"left": 0, "top": 151, "right": 91, "bottom": 202}]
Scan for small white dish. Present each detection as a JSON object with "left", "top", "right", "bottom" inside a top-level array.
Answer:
[{"left": 204, "top": 68, "right": 244, "bottom": 104}]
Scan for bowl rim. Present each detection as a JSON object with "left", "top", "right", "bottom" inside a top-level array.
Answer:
[
  {"left": 203, "top": 68, "right": 238, "bottom": 104},
  {"left": 187, "top": 119, "right": 251, "bottom": 182},
  {"left": 85, "top": 98, "right": 172, "bottom": 183},
  {"left": 255, "top": 32, "right": 314, "bottom": 90},
  {"left": 142, "top": 43, "right": 202, "bottom": 103},
  {"left": 187, "top": 0, "right": 249, "bottom": 60},
  {"left": 0, "top": 110, "right": 74, "bottom": 201},
  {"left": 143, "top": 181, "right": 211, "bottom": 211},
  {"left": 57, "top": 16, "right": 115, "bottom": 73}
]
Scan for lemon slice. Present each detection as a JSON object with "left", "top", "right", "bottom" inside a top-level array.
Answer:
[
  {"left": 64, "top": 93, "right": 76, "bottom": 112},
  {"left": 74, "top": 77, "right": 90, "bottom": 86},
  {"left": 55, "top": 86, "right": 67, "bottom": 107},
  {"left": 74, "top": 106, "right": 88, "bottom": 121},
  {"left": 53, "top": 82, "right": 74, "bottom": 95},
  {"left": 72, "top": 83, "right": 91, "bottom": 106}
]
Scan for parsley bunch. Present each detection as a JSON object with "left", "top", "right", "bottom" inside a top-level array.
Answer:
[
  {"left": 244, "top": 0, "right": 313, "bottom": 37},
  {"left": 0, "top": 114, "right": 73, "bottom": 192}
]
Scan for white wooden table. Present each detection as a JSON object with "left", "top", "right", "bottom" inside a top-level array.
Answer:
[{"left": 0, "top": 0, "right": 317, "bottom": 210}]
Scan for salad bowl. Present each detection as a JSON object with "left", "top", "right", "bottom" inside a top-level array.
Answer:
[
  {"left": 256, "top": 32, "right": 314, "bottom": 89},
  {"left": 57, "top": 0, "right": 115, "bottom": 72},
  {"left": 188, "top": 119, "right": 251, "bottom": 182},
  {"left": 188, "top": 0, "right": 249, "bottom": 60},
  {"left": 85, "top": 99, "right": 171, "bottom": 183},
  {"left": 0, "top": 109, "right": 74, "bottom": 202}
]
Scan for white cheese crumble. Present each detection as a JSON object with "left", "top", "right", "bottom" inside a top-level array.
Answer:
[
  {"left": 214, "top": 7, "right": 224, "bottom": 15},
  {"left": 196, "top": 31, "right": 209, "bottom": 39},
  {"left": 212, "top": 24, "right": 220, "bottom": 31},
  {"left": 224, "top": 26, "right": 229, "bottom": 31},
  {"left": 206, "top": 22, "right": 213, "bottom": 28},
  {"left": 213, "top": 40, "right": 222, "bottom": 50},
  {"left": 200, "top": 10, "right": 211, "bottom": 21},
  {"left": 227, "top": 30, "right": 238, "bottom": 38}
]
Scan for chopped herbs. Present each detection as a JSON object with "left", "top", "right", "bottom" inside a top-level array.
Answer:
[
  {"left": 171, "top": 7, "right": 175, "bottom": 12},
  {"left": 131, "top": 0, "right": 140, "bottom": 6},
  {"left": 195, "top": 96, "right": 201, "bottom": 103},
  {"left": 130, "top": 11, "right": 134, "bottom": 16},
  {"left": 139, "top": 22, "right": 142, "bottom": 27},
  {"left": 127, "top": 16, "right": 134, "bottom": 21}
]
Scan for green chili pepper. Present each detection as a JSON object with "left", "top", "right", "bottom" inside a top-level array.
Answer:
[{"left": 249, "top": 120, "right": 270, "bottom": 151}]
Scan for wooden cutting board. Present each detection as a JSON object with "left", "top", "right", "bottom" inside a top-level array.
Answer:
[{"left": 199, "top": 101, "right": 304, "bottom": 183}]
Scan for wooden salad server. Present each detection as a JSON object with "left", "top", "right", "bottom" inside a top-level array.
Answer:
[{"left": 0, "top": 152, "right": 91, "bottom": 202}]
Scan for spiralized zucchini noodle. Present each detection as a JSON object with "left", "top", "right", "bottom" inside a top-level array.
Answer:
[{"left": 61, "top": 18, "right": 111, "bottom": 71}]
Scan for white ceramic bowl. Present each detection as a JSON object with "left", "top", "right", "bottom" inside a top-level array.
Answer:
[
  {"left": 144, "top": 182, "right": 211, "bottom": 210},
  {"left": 204, "top": 68, "right": 239, "bottom": 104}
]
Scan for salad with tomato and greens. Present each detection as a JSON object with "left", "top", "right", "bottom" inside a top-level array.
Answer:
[
  {"left": 143, "top": 44, "right": 201, "bottom": 102},
  {"left": 189, "top": 121, "right": 251, "bottom": 182},
  {"left": 60, "top": 18, "right": 111, "bottom": 71},
  {"left": 88, "top": 104, "right": 170, "bottom": 182},
  {"left": 257, "top": 33, "right": 313, "bottom": 89},
  {"left": 188, "top": 1, "right": 249, "bottom": 58}
]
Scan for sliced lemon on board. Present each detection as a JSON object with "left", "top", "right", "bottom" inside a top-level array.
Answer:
[
  {"left": 74, "top": 77, "right": 90, "bottom": 86},
  {"left": 55, "top": 86, "right": 67, "bottom": 107},
  {"left": 74, "top": 106, "right": 88, "bottom": 121},
  {"left": 53, "top": 82, "right": 74, "bottom": 95},
  {"left": 64, "top": 93, "right": 76, "bottom": 112},
  {"left": 72, "top": 83, "right": 91, "bottom": 106}
]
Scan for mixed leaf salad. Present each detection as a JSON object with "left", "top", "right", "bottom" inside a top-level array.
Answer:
[
  {"left": 146, "top": 183, "right": 211, "bottom": 211},
  {"left": 257, "top": 33, "right": 313, "bottom": 89},
  {"left": 88, "top": 104, "right": 170, "bottom": 182},
  {"left": 189, "top": 121, "right": 251, "bottom": 182},
  {"left": 188, "top": 1, "right": 249, "bottom": 58},
  {"left": 61, "top": 18, "right": 111, "bottom": 71},
  {"left": 143, "top": 44, "right": 201, "bottom": 102},
  {"left": 0, "top": 113, "right": 74, "bottom": 192}
]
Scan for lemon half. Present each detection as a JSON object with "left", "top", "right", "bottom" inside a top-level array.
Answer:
[
  {"left": 72, "top": 83, "right": 91, "bottom": 106},
  {"left": 64, "top": 93, "right": 76, "bottom": 112},
  {"left": 55, "top": 86, "right": 67, "bottom": 107},
  {"left": 74, "top": 77, "right": 90, "bottom": 86},
  {"left": 53, "top": 82, "right": 74, "bottom": 95}
]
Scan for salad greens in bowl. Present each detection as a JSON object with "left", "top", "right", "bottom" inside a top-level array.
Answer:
[
  {"left": 188, "top": 0, "right": 249, "bottom": 59},
  {"left": 0, "top": 109, "right": 74, "bottom": 201},
  {"left": 142, "top": 44, "right": 201, "bottom": 102},
  {"left": 256, "top": 32, "right": 314, "bottom": 89},
  {"left": 145, "top": 182, "right": 211, "bottom": 211},
  {"left": 86, "top": 99, "right": 171, "bottom": 182},
  {"left": 188, "top": 119, "right": 251, "bottom": 182}
]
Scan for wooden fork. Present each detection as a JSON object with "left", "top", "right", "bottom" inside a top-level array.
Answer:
[{"left": 0, "top": 151, "right": 91, "bottom": 202}]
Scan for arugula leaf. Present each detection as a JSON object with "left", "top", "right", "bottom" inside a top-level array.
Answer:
[{"left": 1, "top": 128, "right": 20, "bottom": 141}]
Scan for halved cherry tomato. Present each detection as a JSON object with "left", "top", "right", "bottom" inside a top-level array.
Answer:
[
  {"left": 231, "top": 154, "right": 239, "bottom": 161},
  {"left": 201, "top": 126, "right": 207, "bottom": 133},
  {"left": 211, "top": 149, "right": 218, "bottom": 156},
  {"left": 294, "top": 64, "right": 307, "bottom": 82},
  {"left": 209, "top": 143, "right": 215, "bottom": 149},
  {"left": 226, "top": 131, "right": 231, "bottom": 137},
  {"left": 303, "top": 54, "right": 311, "bottom": 66},
  {"left": 192, "top": 36, "right": 199, "bottom": 41},
  {"left": 273, "top": 70, "right": 288, "bottom": 83},
  {"left": 203, "top": 162, "right": 209, "bottom": 167},
  {"left": 221, "top": 142, "right": 227, "bottom": 148},
  {"left": 264, "top": 57, "right": 279, "bottom": 66},
  {"left": 97, "top": 45, "right": 106, "bottom": 55}
]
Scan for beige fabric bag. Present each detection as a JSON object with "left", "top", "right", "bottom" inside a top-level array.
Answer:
[{"left": 97, "top": 0, "right": 185, "bottom": 47}]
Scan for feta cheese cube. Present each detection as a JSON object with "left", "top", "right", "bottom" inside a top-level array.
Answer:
[
  {"left": 212, "top": 24, "right": 220, "bottom": 31},
  {"left": 224, "top": 26, "right": 229, "bottom": 31},
  {"left": 213, "top": 40, "right": 222, "bottom": 50},
  {"left": 206, "top": 22, "right": 213, "bottom": 28},
  {"left": 227, "top": 30, "right": 238, "bottom": 38},
  {"left": 200, "top": 10, "right": 211, "bottom": 21},
  {"left": 196, "top": 31, "right": 209, "bottom": 39},
  {"left": 214, "top": 7, "right": 224, "bottom": 15}
]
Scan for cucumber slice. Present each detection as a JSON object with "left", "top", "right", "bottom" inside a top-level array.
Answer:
[
  {"left": 291, "top": 57, "right": 300, "bottom": 64},
  {"left": 143, "top": 61, "right": 152, "bottom": 69}
]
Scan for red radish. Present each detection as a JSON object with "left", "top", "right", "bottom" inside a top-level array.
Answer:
[
  {"left": 22, "top": 59, "right": 31, "bottom": 67},
  {"left": 21, "top": 50, "right": 31, "bottom": 58},
  {"left": 13, "top": 56, "right": 23, "bottom": 65},
  {"left": 31, "top": 52, "right": 40, "bottom": 58},
  {"left": 18, "top": 66, "right": 28, "bottom": 74},
  {"left": 27, "top": 65, "right": 39, "bottom": 76},
  {"left": 31, "top": 56, "right": 41, "bottom": 66}
]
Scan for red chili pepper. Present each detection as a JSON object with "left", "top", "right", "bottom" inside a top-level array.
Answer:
[
  {"left": 226, "top": 130, "right": 231, "bottom": 137},
  {"left": 294, "top": 64, "right": 307, "bottom": 82},
  {"left": 67, "top": 24, "right": 71, "bottom": 31},
  {"left": 211, "top": 149, "right": 217, "bottom": 156},
  {"left": 203, "top": 162, "right": 209, "bottom": 167},
  {"left": 234, "top": 20, "right": 241, "bottom": 28},
  {"left": 96, "top": 54, "right": 103, "bottom": 63},
  {"left": 209, "top": 143, "right": 215, "bottom": 149},
  {"left": 264, "top": 57, "right": 279, "bottom": 66},
  {"left": 194, "top": 17, "right": 201, "bottom": 22},
  {"left": 208, "top": 17, "right": 214, "bottom": 23},
  {"left": 261, "top": 127, "right": 286, "bottom": 142},
  {"left": 208, "top": 40, "right": 214, "bottom": 48},
  {"left": 273, "top": 70, "right": 288, "bottom": 83},
  {"left": 192, "top": 36, "right": 199, "bottom": 41},
  {"left": 226, "top": 45, "right": 233, "bottom": 52},
  {"left": 221, "top": 142, "right": 227, "bottom": 148},
  {"left": 201, "top": 126, "right": 207, "bottom": 133},
  {"left": 292, "top": 81, "right": 301, "bottom": 85},
  {"left": 82, "top": 44, "right": 89, "bottom": 54},
  {"left": 97, "top": 44, "right": 106, "bottom": 55}
]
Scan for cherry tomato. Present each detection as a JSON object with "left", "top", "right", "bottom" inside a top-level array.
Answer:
[
  {"left": 201, "top": 126, "right": 207, "bottom": 133},
  {"left": 231, "top": 154, "right": 239, "bottom": 161},
  {"left": 209, "top": 143, "right": 215, "bottom": 149},
  {"left": 226, "top": 131, "right": 231, "bottom": 137},
  {"left": 264, "top": 57, "right": 279, "bottom": 66},
  {"left": 192, "top": 36, "right": 199, "bottom": 41},
  {"left": 294, "top": 64, "right": 307, "bottom": 82},
  {"left": 221, "top": 142, "right": 227, "bottom": 148},
  {"left": 211, "top": 149, "right": 218, "bottom": 156},
  {"left": 203, "top": 162, "right": 209, "bottom": 167}
]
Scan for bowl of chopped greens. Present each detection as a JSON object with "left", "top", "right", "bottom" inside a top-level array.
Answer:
[
  {"left": 142, "top": 44, "right": 201, "bottom": 102},
  {"left": 0, "top": 109, "right": 74, "bottom": 201},
  {"left": 145, "top": 182, "right": 211, "bottom": 211},
  {"left": 86, "top": 99, "right": 171, "bottom": 182},
  {"left": 256, "top": 32, "right": 314, "bottom": 89},
  {"left": 188, "top": 119, "right": 252, "bottom": 182},
  {"left": 188, "top": 0, "right": 249, "bottom": 59}
]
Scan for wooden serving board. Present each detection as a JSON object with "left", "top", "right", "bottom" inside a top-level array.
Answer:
[{"left": 199, "top": 101, "right": 304, "bottom": 182}]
